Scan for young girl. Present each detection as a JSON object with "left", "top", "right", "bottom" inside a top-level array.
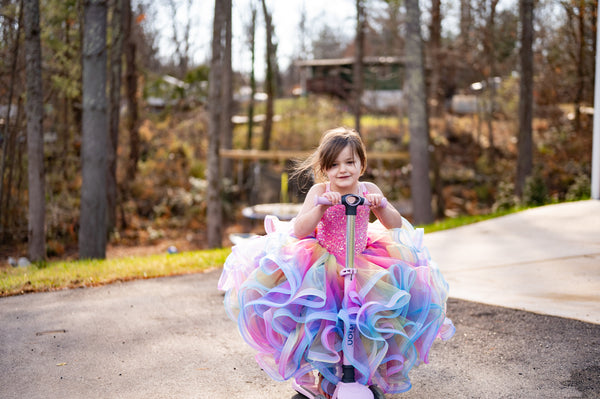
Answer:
[{"left": 218, "top": 127, "right": 454, "bottom": 397}]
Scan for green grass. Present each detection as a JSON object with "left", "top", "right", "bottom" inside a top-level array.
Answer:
[{"left": 0, "top": 248, "right": 230, "bottom": 297}]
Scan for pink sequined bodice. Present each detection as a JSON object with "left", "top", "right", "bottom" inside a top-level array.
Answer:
[{"left": 315, "top": 183, "right": 370, "bottom": 259}]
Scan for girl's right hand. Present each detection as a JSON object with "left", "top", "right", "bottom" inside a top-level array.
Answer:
[{"left": 319, "top": 190, "right": 341, "bottom": 206}]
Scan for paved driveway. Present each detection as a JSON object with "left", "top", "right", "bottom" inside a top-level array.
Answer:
[{"left": 1, "top": 201, "right": 599, "bottom": 398}]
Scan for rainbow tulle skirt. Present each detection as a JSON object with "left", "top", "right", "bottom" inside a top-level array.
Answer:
[{"left": 218, "top": 217, "right": 454, "bottom": 394}]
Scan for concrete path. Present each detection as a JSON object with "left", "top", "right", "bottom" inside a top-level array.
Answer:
[
  {"left": 426, "top": 199, "right": 600, "bottom": 324},
  {"left": 1, "top": 200, "right": 599, "bottom": 398}
]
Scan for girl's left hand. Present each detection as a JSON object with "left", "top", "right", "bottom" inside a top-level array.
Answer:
[{"left": 366, "top": 193, "right": 385, "bottom": 209}]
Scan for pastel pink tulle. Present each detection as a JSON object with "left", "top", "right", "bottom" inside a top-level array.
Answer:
[{"left": 218, "top": 207, "right": 454, "bottom": 395}]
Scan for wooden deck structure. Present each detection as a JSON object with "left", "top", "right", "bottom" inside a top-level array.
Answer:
[{"left": 295, "top": 56, "right": 405, "bottom": 99}]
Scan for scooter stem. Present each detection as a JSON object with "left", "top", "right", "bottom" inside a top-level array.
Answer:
[{"left": 342, "top": 194, "right": 363, "bottom": 282}]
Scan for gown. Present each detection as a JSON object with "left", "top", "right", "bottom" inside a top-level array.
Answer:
[{"left": 218, "top": 183, "right": 455, "bottom": 395}]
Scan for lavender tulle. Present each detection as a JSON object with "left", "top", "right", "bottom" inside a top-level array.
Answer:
[{"left": 218, "top": 215, "right": 454, "bottom": 394}]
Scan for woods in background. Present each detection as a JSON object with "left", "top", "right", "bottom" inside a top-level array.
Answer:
[{"left": 0, "top": 0, "right": 596, "bottom": 258}]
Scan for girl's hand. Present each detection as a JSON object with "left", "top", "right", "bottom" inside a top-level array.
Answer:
[
  {"left": 366, "top": 193, "right": 386, "bottom": 209},
  {"left": 321, "top": 190, "right": 342, "bottom": 206}
]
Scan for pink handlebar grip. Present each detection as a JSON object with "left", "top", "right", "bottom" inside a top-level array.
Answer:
[
  {"left": 315, "top": 196, "right": 333, "bottom": 206},
  {"left": 315, "top": 196, "right": 388, "bottom": 208}
]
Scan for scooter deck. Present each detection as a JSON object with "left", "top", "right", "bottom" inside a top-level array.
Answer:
[{"left": 291, "top": 379, "right": 325, "bottom": 399}]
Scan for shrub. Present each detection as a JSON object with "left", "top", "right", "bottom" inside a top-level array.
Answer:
[
  {"left": 492, "top": 181, "right": 519, "bottom": 212},
  {"left": 522, "top": 172, "right": 550, "bottom": 206},
  {"left": 566, "top": 174, "right": 591, "bottom": 201}
]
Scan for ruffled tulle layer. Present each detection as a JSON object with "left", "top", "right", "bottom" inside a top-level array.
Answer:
[{"left": 218, "top": 217, "right": 454, "bottom": 395}]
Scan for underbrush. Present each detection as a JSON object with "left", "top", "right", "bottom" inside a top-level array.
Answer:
[{"left": 1, "top": 96, "right": 592, "bottom": 262}]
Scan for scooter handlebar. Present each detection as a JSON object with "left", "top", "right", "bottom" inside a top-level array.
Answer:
[{"left": 315, "top": 195, "right": 388, "bottom": 208}]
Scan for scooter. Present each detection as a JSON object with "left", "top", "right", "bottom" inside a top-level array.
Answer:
[{"left": 292, "top": 194, "right": 386, "bottom": 399}]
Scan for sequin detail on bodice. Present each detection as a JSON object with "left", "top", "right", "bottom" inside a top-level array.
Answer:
[{"left": 315, "top": 191, "right": 370, "bottom": 259}]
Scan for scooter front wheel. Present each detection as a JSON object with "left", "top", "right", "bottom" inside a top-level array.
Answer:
[
  {"left": 369, "top": 385, "right": 386, "bottom": 399},
  {"left": 291, "top": 394, "right": 327, "bottom": 399}
]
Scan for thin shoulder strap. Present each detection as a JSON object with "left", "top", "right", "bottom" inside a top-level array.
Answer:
[
  {"left": 360, "top": 182, "right": 368, "bottom": 196},
  {"left": 325, "top": 182, "right": 330, "bottom": 192}
]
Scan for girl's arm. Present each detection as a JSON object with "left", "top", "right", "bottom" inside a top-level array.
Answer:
[
  {"left": 293, "top": 183, "right": 330, "bottom": 238},
  {"left": 364, "top": 182, "right": 403, "bottom": 229}
]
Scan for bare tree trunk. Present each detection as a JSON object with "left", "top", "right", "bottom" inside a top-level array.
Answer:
[
  {"left": 429, "top": 0, "right": 444, "bottom": 117},
  {"left": 405, "top": 0, "right": 434, "bottom": 225},
  {"left": 516, "top": 0, "right": 534, "bottom": 197},
  {"left": 246, "top": 4, "right": 257, "bottom": 150},
  {"left": 123, "top": 0, "right": 139, "bottom": 182},
  {"left": 181, "top": 0, "right": 192, "bottom": 78},
  {"left": 460, "top": 0, "right": 472, "bottom": 50},
  {"left": 244, "top": 2, "right": 257, "bottom": 201},
  {"left": 15, "top": 116, "right": 26, "bottom": 229},
  {"left": 207, "top": 0, "right": 226, "bottom": 248},
  {"left": 485, "top": 0, "right": 499, "bottom": 157},
  {"left": 0, "top": 2, "right": 22, "bottom": 238},
  {"left": 432, "top": 144, "right": 446, "bottom": 219},
  {"left": 575, "top": 0, "right": 585, "bottom": 133},
  {"left": 560, "top": 1, "right": 589, "bottom": 133},
  {"left": 24, "top": 0, "right": 46, "bottom": 261},
  {"left": 166, "top": 0, "right": 181, "bottom": 75},
  {"left": 458, "top": 0, "right": 474, "bottom": 89},
  {"left": 430, "top": 0, "right": 447, "bottom": 216},
  {"left": 221, "top": 0, "right": 233, "bottom": 180},
  {"left": 79, "top": 0, "right": 108, "bottom": 259},
  {"left": 261, "top": 0, "right": 274, "bottom": 151},
  {"left": 3, "top": 100, "right": 23, "bottom": 239},
  {"left": 107, "top": 0, "right": 124, "bottom": 235},
  {"left": 353, "top": 0, "right": 365, "bottom": 133},
  {"left": 166, "top": 0, "right": 192, "bottom": 78}
]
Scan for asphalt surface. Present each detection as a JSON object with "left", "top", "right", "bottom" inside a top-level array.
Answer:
[{"left": 1, "top": 200, "right": 599, "bottom": 399}]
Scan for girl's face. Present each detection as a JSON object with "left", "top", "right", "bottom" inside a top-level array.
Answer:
[{"left": 325, "top": 145, "right": 362, "bottom": 194}]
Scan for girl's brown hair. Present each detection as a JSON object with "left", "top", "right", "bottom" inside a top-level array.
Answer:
[{"left": 292, "top": 127, "right": 367, "bottom": 184}]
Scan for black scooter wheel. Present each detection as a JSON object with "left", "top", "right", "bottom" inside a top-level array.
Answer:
[
  {"left": 291, "top": 394, "right": 327, "bottom": 399},
  {"left": 369, "top": 384, "right": 386, "bottom": 399}
]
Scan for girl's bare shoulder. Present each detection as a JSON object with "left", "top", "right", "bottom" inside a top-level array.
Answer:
[
  {"left": 308, "top": 182, "right": 328, "bottom": 195},
  {"left": 362, "top": 181, "right": 383, "bottom": 194}
]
